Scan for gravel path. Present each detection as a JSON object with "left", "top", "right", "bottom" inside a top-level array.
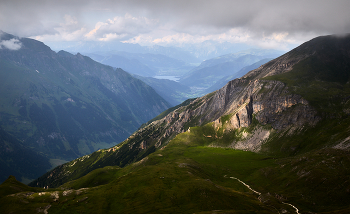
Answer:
[{"left": 228, "top": 176, "right": 300, "bottom": 214}]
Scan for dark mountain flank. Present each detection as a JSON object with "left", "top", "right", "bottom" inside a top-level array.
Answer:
[
  {"left": 0, "top": 127, "right": 51, "bottom": 183},
  {"left": 0, "top": 32, "right": 170, "bottom": 183},
  {"left": 132, "top": 75, "right": 192, "bottom": 106},
  {"left": 2, "top": 34, "right": 350, "bottom": 213}
]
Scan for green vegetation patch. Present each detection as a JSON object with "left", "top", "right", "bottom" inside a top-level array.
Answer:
[
  {"left": 255, "top": 148, "right": 350, "bottom": 213},
  {"left": 184, "top": 147, "right": 277, "bottom": 190},
  {"left": 61, "top": 166, "right": 121, "bottom": 189},
  {"left": 0, "top": 175, "right": 38, "bottom": 198},
  {"left": 262, "top": 116, "right": 350, "bottom": 157},
  {"left": 263, "top": 55, "right": 350, "bottom": 114}
]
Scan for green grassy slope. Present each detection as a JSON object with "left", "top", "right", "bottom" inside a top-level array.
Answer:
[{"left": 0, "top": 128, "right": 281, "bottom": 213}]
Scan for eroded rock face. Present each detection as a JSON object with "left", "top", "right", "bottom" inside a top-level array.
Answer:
[
  {"left": 232, "top": 127, "right": 271, "bottom": 152},
  {"left": 251, "top": 80, "right": 320, "bottom": 130},
  {"left": 210, "top": 79, "right": 319, "bottom": 132},
  {"left": 150, "top": 78, "right": 321, "bottom": 152},
  {"left": 162, "top": 77, "right": 320, "bottom": 141}
]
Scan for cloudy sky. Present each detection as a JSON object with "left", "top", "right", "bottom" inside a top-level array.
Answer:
[{"left": 1, "top": 0, "right": 350, "bottom": 50}]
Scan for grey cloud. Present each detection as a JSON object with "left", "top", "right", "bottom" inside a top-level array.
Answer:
[
  {"left": 0, "top": 0, "right": 82, "bottom": 37},
  {"left": 89, "top": 15, "right": 157, "bottom": 41},
  {"left": 133, "top": 0, "right": 350, "bottom": 36},
  {"left": 0, "top": 38, "right": 22, "bottom": 50},
  {"left": 1, "top": 0, "right": 349, "bottom": 41}
]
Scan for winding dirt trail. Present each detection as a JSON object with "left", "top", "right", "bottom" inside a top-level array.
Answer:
[
  {"left": 282, "top": 202, "right": 300, "bottom": 214},
  {"left": 228, "top": 176, "right": 300, "bottom": 214},
  {"left": 229, "top": 177, "right": 261, "bottom": 195}
]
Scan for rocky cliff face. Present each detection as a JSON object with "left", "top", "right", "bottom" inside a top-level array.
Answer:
[{"left": 172, "top": 78, "right": 319, "bottom": 134}]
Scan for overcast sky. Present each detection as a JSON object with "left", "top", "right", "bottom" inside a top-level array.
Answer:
[{"left": 1, "top": 0, "right": 350, "bottom": 50}]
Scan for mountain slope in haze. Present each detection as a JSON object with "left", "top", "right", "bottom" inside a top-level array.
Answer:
[
  {"left": 47, "top": 39, "right": 256, "bottom": 64},
  {"left": 178, "top": 40, "right": 254, "bottom": 61},
  {"left": 115, "top": 51, "right": 195, "bottom": 76},
  {"left": 4, "top": 34, "right": 350, "bottom": 213},
  {"left": 85, "top": 53, "right": 157, "bottom": 77},
  {"left": 85, "top": 51, "right": 195, "bottom": 77},
  {"left": 190, "top": 49, "right": 282, "bottom": 71},
  {"left": 143, "top": 44, "right": 200, "bottom": 64},
  {"left": 179, "top": 49, "right": 283, "bottom": 88},
  {"left": 58, "top": 40, "right": 200, "bottom": 64},
  {"left": 0, "top": 31, "right": 170, "bottom": 183},
  {"left": 132, "top": 75, "right": 192, "bottom": 106},
  {"left": 204, "top": 58, "right": 273, "bottom": 94}
]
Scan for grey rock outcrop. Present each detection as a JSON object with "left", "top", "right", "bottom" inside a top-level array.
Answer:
[{"left": 147, "top": 77, "right": 320, "bottom": 150}]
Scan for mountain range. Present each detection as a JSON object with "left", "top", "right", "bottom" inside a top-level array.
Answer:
[
  {"left": 47, "top": 40, "right": 255, "bottom": 64},
  {"left": 84, "top": 51, "right": 195, "bottom": 77},
  {"left": 52, "top": 40, "right": 200, "bottom": 64},
  {"left": 179, "top": 49, "right": 284, "bottom": 88},
  {"left": 0, "top": 31, "right": 170, "bottom": 183},
  {"left": 2, "top": 34, "right": 350, "bottom": 213}
]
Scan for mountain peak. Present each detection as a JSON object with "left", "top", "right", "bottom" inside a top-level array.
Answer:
[
  {"left": 57, "top": 50, "right": 74, "bottom": 57},
  {"left": 0, "top": 31, "right": 16, "bottom": 40},
  {"left": 243, "top": 33, "right": 350, "bottom": 81},
  {"left": 4, "top": 175, "right": 17, "bottom": 182}
]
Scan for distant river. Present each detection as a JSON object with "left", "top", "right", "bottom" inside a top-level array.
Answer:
[{"left": 153, "top": 76, "right": 180, "bottom": 82}]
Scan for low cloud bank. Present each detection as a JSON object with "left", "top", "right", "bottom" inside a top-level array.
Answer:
[{"left": 0, "top": 38, "right": 22, "bottom": 50}]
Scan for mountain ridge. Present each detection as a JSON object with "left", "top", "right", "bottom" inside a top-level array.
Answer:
[
  {"left": 244, "top": 34, "right": 350, "bottom": 80},
  {"left": 0, "top": 31, "right": 171, "bottom": 183}
]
